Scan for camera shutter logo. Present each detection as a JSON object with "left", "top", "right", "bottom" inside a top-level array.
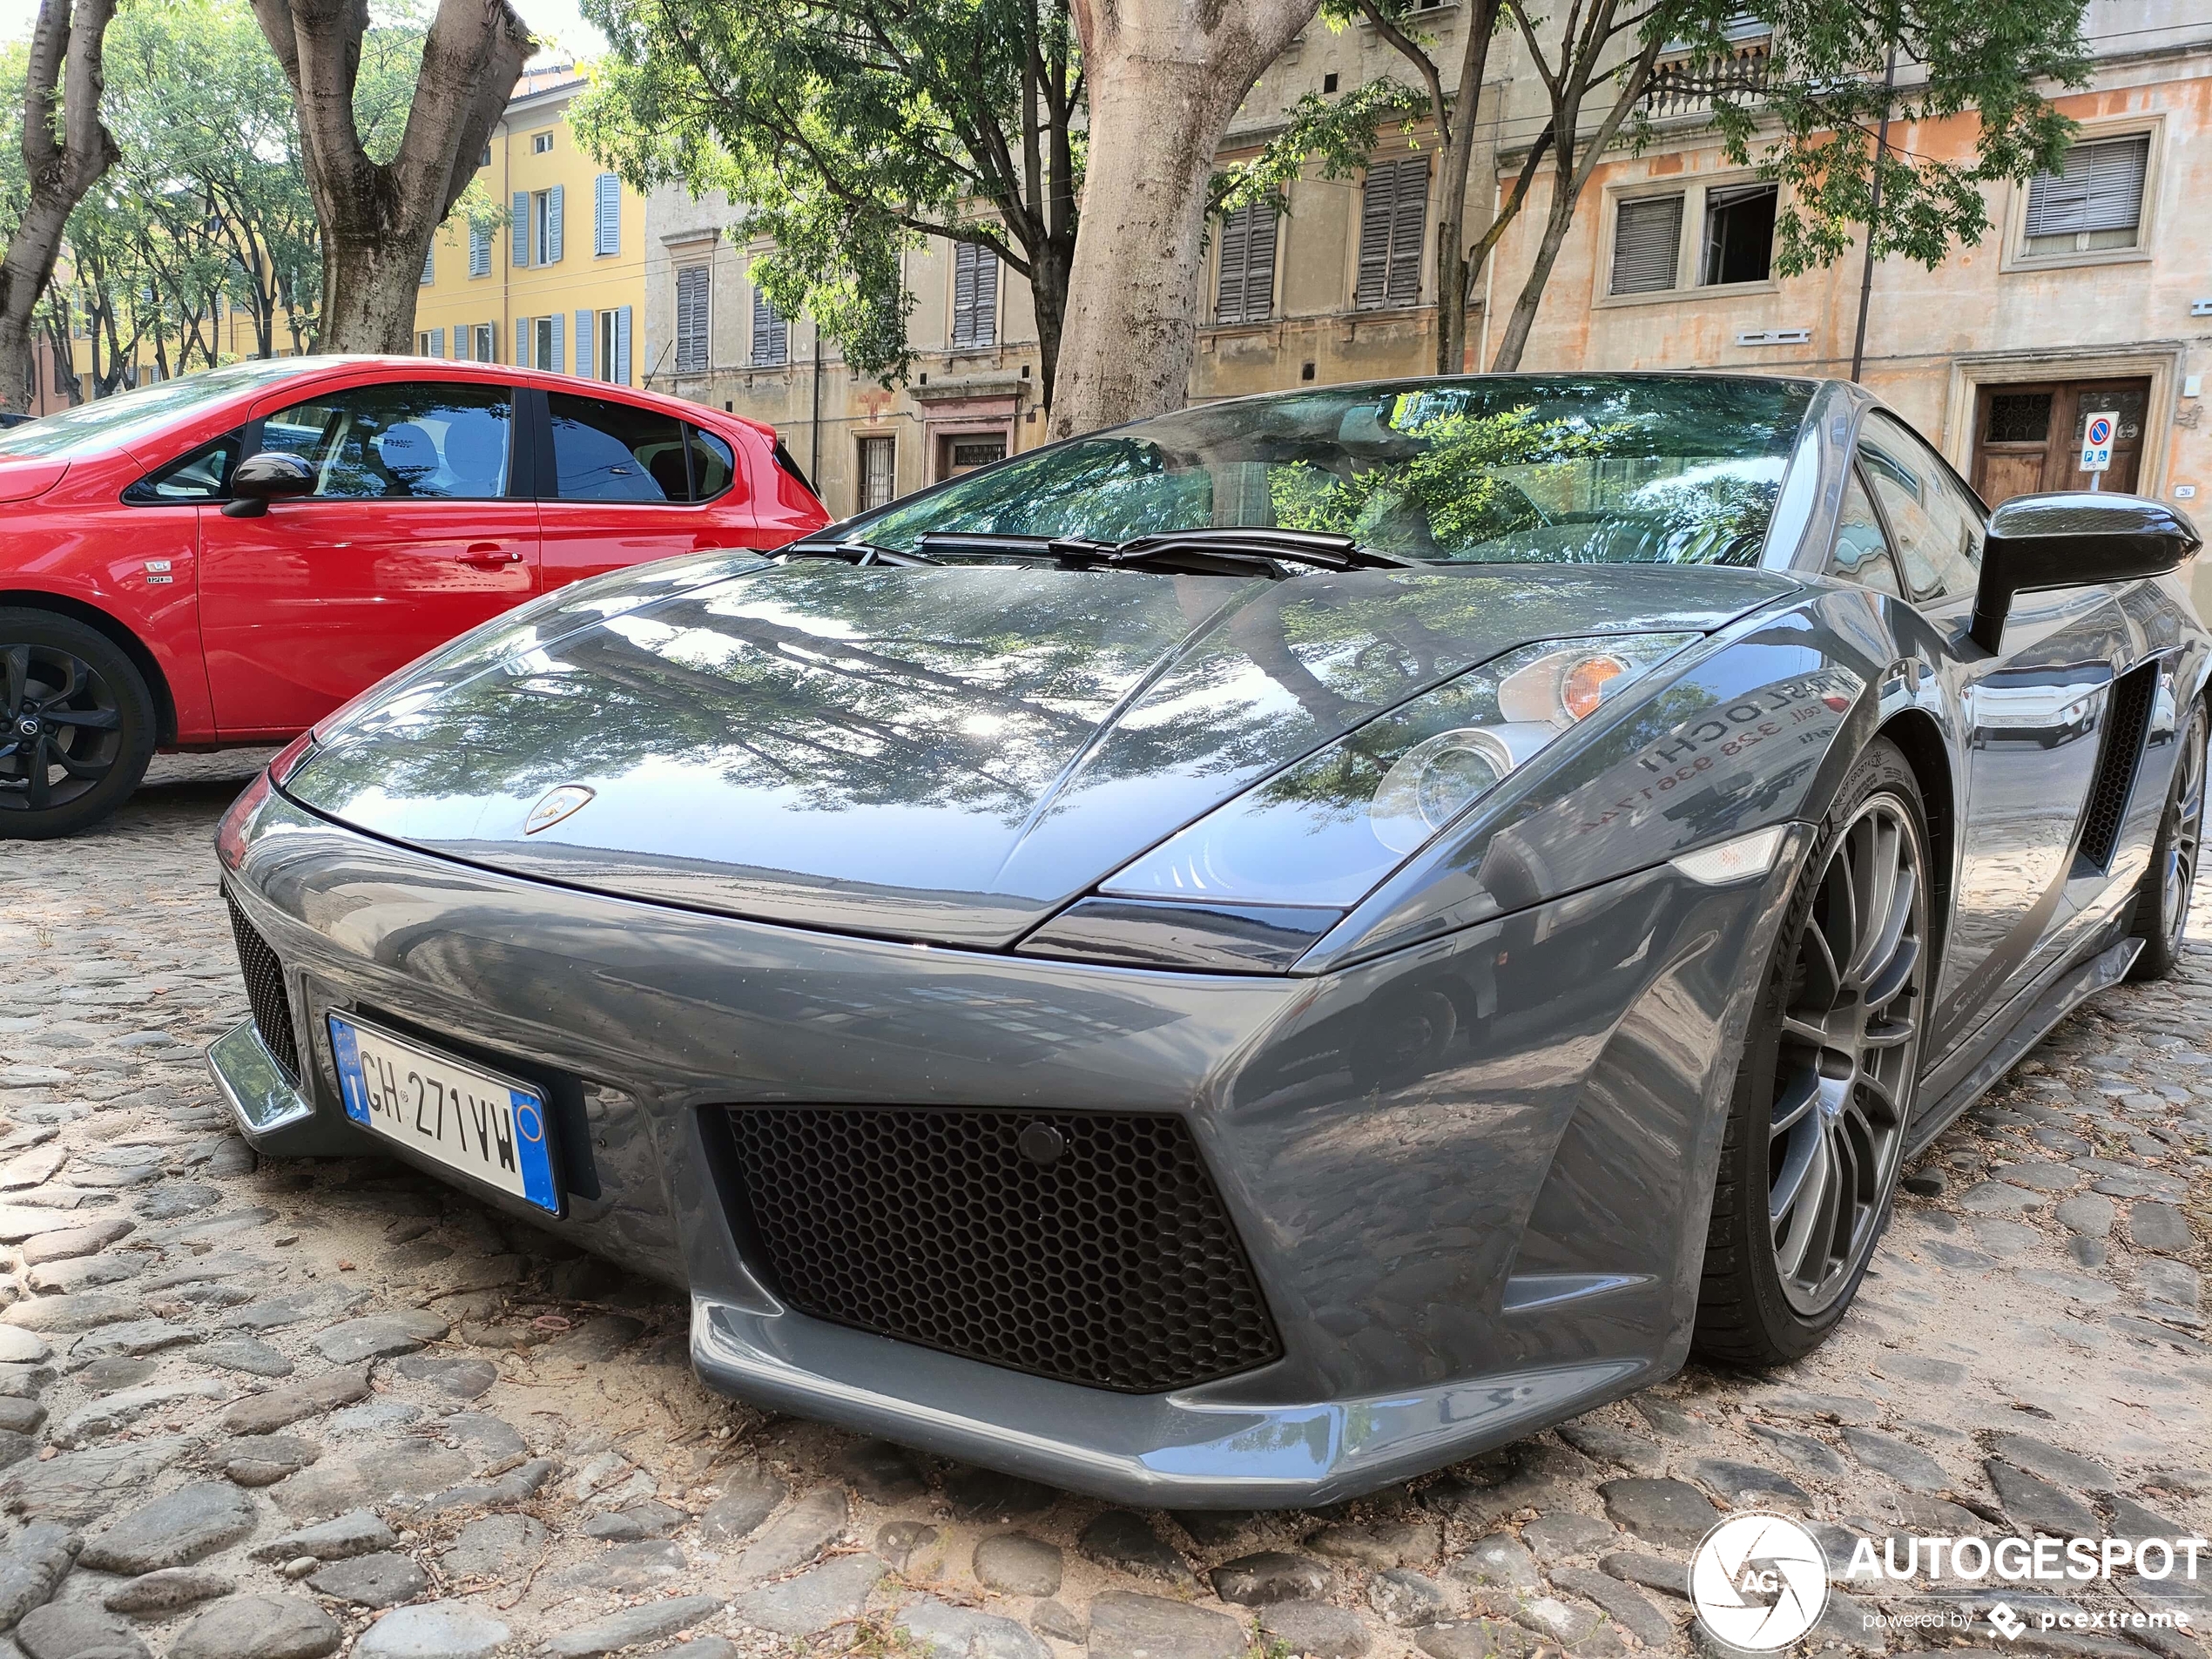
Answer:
[{"left": 1690, "top": 1514, "right": 1830, "bottom": 1650}]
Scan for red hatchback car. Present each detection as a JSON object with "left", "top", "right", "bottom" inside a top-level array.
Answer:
[{"left": 0, "top": 355, "right": 829, "bottom": 837}]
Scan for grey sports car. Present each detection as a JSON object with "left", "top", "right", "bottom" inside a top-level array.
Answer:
[{"left": 209, "top": 374, "right": 2205, "bottom": 1507}]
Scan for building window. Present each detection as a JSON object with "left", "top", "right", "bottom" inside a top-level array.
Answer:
[
  {"left": 415, "top": 327, "right": 444, "bottom": 356},
  {"left": 2022, "top": 133, "right": 2149, "bottom": 256},
  {"left": 420, "top": 245, "right": 434, "bottom": 286},
  {"left": 675, "top": 266, "right": 710, "bottom": 374},
  {"left": 951, "top": 242, "right": 999, "bottom": 348},
  {"left": 532, "top": 185, "right": 564, "bottom": 265},
  {"left": 475, "top": 322, "right": 496, "bottom": 363},
  {"left": 532, "top": 131, "right": 554, "bottom": 154},
  {"left": 469, "top": 223, "right": 490, "bottom": 278},
  {"left": 1215, "top": 203, "right": 1278, "bottom": 325},
  {"left": 593, "top": 172, "right": 621, "bottom": 256},
  {"left": 1354, "top": 154, "right": 1428, "bottom": 308},
  {"left": 1610, "top": 193, "right": 1684, "bottom": 294},
  {"left": 597, "top": 307, "right": 631, "bottom": 384},
  {"left": 1700, "top": 183, "right": 1777, "bottom": 285},
  {"left": 858, "top": 435, "right": 896, "bottom": 510},
  {"left": 751, "top": 282, "right": 789, "bottom": 368},
  {"left": 480, "top": 144, "right": 491, "bottom": 167}
]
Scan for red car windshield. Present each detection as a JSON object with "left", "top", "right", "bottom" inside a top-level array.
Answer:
[{"left": 0, "top": 358, "right": 312, "bottom": 462}]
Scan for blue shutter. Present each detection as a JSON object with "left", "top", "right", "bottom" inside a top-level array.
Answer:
[
  {"left": 420, "top": 244, "right": 435, "bottom": 286},
  {"left": 546, "top": 185, "right": 564, "bottom": 264},
  {"left": 576, "top": 308, "right": 593, "bottom": 379},
  {"left": 469, "top": 223, "right": 489, "bottom": 278},
  {"left": 516, "top": 316, "right": 529, "bottom": 367},
  {"left": 595, "top": 173, "right": 620, "bottom": 255},
  {"left": 550, "top": 312, "right": 564, "bottom": 374},
  {"left": 615, "top": 307, "right": 631, "bottom": 385},
  {"left": 428, "top": 327, "right": 444, "bottom": 357},
  {"left": 511, "top": 192, "right": 529, "bottom": 266}
]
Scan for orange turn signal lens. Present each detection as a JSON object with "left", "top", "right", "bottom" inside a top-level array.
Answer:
[{"left": 1561, "top": 655, "right": 1625, "bottom": 720}]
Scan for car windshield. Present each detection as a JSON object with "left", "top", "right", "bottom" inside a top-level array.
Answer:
[
  {"left": 850, "top": 374, "right": 1816, "bottom": 566},
  {"left": 0, "top": 358, "right": 312, "bottom": 461}
]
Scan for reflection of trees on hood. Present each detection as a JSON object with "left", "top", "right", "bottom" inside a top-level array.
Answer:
[{"left": 303, "top": 550, "right": 1767, "bottom": 829}]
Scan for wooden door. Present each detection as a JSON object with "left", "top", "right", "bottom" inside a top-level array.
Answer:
[{"left": 1972, "top": 376, "right": 2150, "bottom": 505}]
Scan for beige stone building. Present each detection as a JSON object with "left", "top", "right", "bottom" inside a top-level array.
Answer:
[{"left": 646, "top": 1, "right": 2212, "bottom": 523}]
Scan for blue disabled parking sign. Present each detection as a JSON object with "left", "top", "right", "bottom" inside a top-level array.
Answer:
[{"left": 2080, "top": 410, "right": 2116, "bottom": 475}]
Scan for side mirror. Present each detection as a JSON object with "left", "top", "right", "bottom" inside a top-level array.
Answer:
[
  {"left": 1970, "top": 492, "right": 2202, "bottom": 651},
  {"left": 220, "top": 450, "right": 316, "bottom": 518}
]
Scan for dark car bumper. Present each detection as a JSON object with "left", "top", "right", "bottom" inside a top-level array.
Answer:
[{"left": 210, "top": 786, "right": 1801, "bottom": 1507}]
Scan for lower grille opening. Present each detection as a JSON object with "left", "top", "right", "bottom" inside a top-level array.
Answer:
[
  {"left": 721, "top": 1106, "right": 1283, "bottom": 1393},
  {"left": 224, "top": 891, "right": 300, "bottom": 1082},
  {"left": 2079, "top": 664, "right": 2159, "bottom": 870}
]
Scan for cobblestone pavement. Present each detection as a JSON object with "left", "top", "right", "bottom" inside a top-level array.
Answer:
[{"left": 0, "top": 751, "right": 2206, "bottom": 1659}]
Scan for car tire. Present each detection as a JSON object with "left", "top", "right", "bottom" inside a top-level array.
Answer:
[
  {"left": 0, "top": 608, "right": 157, "bottom": 840},
  {"left": 1693, "top": 737, "right": 1931, "bottom": 1367},
  {"left": 2126, "top": 695, "right": 2206, "bottom": 982}
]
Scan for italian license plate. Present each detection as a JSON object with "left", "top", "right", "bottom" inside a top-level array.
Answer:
[{"left": 326, "top": 1012, "right": 560, "bottom": 1214}]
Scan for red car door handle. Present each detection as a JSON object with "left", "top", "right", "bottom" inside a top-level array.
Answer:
[{"left": 456, "top": 543, "right": 523, "bottom": 567}]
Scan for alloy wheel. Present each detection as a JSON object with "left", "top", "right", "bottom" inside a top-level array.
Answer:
[
  {"left": 0, "top": 643, "right": 125, "bottom": 816},
  {"left": 1768, "top": 795, "right": 1925, "bottom": 1315},
  {"left": 2160, "top": 716, "right": 2204, "bottom": 957}
]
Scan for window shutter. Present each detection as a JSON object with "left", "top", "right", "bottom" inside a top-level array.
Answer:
[
  {"left": 469, "top": 224, "right": 489, "bottom": 278},
  {"left": 595, "top": 173, "right": 621, "bottom": 255},
  {"left": 1386, "top": 158, "right": 1427, "bottom": 307},
  {"left": 1214, "top": 207, "right": 1250, "bottom": 324},
  {"left": 516, "top": 316, "right": 529, "bottom": 368},
  {"left": 545, "top": 185, "right": 564, "bottom": 263},
  {"left": 511, "top": 192, "right": 529, "bottom": 267},
  {"left": 2023, "top": 134, "right": 2149, "bottom": 238},
  {"left": 429, "top": 327, "right": 444, "bottom": 357},
  {"left": 1610, "top": 195, "right": 1684, "bottom": 294},
  {"left": 576, "top": 308, "right": 593, "bottom": 379},
  {"left": 751, "top": 285, "right": 787, "bottom": 367},
  {"left": 550, "top": 313, "right": 564, "bottom": 374},
  {"left": 1354, "top": 161, "right": 1400, "bottom": 306},
  {"left": 676, "top": 267, "right": 708, "bottom": 373},
  {"left": 616, "top": 307, "right": 632, "bottom": 385},
  {"left": 952, "top": 243, "right": 997, "bottom": 347},
  {"left": 421, "top": 245, "right": 435, "bottom": 286}
]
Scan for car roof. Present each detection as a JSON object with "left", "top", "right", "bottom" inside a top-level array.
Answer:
[{"left": 236, "top": 354, "right": 776, "bottom": 440}]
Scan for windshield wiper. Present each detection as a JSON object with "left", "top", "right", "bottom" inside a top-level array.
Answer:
[
  {"left": 779, "top": 538, "right": 941, "bottom": 568},
  {"left": 915, "top": 526, "right": 1420, "bottom": 579}
]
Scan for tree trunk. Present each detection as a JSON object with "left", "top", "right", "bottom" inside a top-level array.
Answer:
[
  {"left": 0, "top": 0, "right": 120, "bottom": 413},
  {"left": 1488, "top": 163, "right": 1576, "bottom": 372},
  {"left": 1029, "top": 237, "right": 1070, "bottom": 422},
  {"left": 1051, "top": 0, "right": 1320, "bottom": 439},
  {"left": 253, "top": 0, "right": 529, "bottom": 353}
]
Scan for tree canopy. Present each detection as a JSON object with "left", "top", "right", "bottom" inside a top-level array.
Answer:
[{"left": 574, "top": 0, "right": 1082, "bottom": 402}]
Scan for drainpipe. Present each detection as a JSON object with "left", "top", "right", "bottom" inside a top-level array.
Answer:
[
  {"left": 810, "top": 320, "right": 823, "bottom": 489},
  {"left": 1849, "top": 43, "right": 1899, "bottom": 384}
]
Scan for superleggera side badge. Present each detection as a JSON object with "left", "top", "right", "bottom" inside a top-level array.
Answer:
[{"left": 524, "top": 785, "right": 596, "bottom": 834}]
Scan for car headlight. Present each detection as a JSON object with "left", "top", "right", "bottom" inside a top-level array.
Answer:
[{"left": 1098, "top": 633, "right": 1700, "bottom": 908}]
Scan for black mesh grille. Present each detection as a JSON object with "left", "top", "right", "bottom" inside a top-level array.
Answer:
[
  {"left": 2079, "top": 665, "right": 2158, "bottom": 869},
  {"left": 723, "top": 1107, "right": 1282, "bottom": 1393},
  {"left": 225, "top": 891, "right": 299, "bottom": 1081}
]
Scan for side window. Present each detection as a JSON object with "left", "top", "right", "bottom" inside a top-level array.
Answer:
[
  {"left": 685, "top": 427, "right": 738, "bottom": 502},
  {"left": 257, "top": 383, "right": 513, "bottom": 500},
  {"left": 1826, "top": 469, "right": 1902, "bottom": 598},
  {"left": 549, "top": 392, "right": 689, "bottom": 502},
  {"left": 1858, "top": 410, "right": 1983, "bottom": 604},
  {"left": 123, "top": 433, "right": 242, "bottom": 504}
]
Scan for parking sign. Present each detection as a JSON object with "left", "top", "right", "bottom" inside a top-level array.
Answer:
[{"left": 2080, "top": 411, "right": 2117, "bottom": 474}]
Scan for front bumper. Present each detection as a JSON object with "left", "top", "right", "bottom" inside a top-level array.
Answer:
[{"left": 211, "top": 789, "right": 1799, "bottom": 1507}]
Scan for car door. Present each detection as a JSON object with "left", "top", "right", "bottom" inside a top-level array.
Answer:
[
  {"left": 535, "top": 389, "right": 762, "bottom": 590},
  {"left": 197, "top": 376, "right": 541, "bottom": 738},
  {"left": 1855, "top": 411, "right": 2138, "bottom": 1049}
]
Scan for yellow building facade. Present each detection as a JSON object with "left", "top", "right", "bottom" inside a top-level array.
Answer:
[{"left": 413, "top": 64, "right": 646, "bottom": 387}]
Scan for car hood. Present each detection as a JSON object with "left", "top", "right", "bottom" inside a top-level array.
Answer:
[{"left": 283, "top": 558, "right": 1797, "bottom": 948}]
